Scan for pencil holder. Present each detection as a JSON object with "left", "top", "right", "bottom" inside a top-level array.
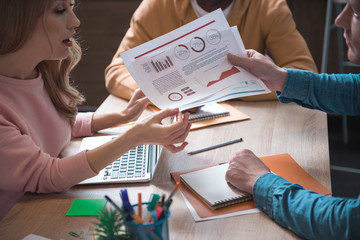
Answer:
[{"left": 126, "top": 203, "right": 170, "bottom": 240}]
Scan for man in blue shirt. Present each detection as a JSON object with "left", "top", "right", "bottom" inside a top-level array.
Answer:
[{"left": 225, "top": 0, "right": 360, "bottom": 239}]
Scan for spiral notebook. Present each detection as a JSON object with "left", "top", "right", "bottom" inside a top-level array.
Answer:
[
  {"left": 180, "top": 163, "right": 252, "bottom": 210},
  {"left": 188, "top": 103, "right": 230, "bottom": 123}
]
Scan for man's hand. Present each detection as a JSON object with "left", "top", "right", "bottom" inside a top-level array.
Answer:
[
  {"left": 225, "top": 149, "right": 270, "bottom": 194},
  {"left": 227, "top": 51, "right": 287, "bottom": 92}
]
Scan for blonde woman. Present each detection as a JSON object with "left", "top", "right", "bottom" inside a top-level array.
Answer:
[{"left": 0, "top": 0, "right": 191, "bottom": 220}]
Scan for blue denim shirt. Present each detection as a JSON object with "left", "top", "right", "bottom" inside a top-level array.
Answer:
[
  {"left": 252, "top": 69, "right": 360, "bottom": 239},
  {"left": 277, "top": 69, "right": 360, "bottom": 115},
  {"left": 254, "top": 173, "right": 360, "bottom": 240}
]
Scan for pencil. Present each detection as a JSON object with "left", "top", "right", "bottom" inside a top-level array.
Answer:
[
  {"left": 188, "top": 138, "right": 243, "bottom": 155},
  {"left": 138, "top": 192, "right": 142, "bottom": 219}
]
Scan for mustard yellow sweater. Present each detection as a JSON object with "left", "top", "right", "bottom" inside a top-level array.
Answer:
[{"left": 105, "top": 0, "right": 317, "bottom": 101}]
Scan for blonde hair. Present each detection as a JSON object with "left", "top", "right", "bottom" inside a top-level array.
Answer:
[{"left": 0, "top": 0, "right": 84, "bottom": 127}]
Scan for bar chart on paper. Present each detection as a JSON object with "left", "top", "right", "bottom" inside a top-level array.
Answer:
[{"left": 151, "top": 56, "right": 174, "bottom": 73}]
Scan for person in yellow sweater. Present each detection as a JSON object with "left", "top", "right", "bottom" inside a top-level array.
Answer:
[{"left": 105, "top": 0, "right": 317, "bottom": 101}]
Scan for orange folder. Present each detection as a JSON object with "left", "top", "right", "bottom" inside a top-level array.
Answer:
[{"left": 171, "top": 153, "right": 331, "bottom": 219}]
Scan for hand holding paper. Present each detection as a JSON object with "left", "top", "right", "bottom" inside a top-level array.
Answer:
[{"left": 121, "top": 9, "right": 270, "bottom": 111}]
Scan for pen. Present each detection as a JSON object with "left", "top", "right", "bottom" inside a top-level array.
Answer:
[
  {"left": 131, "top": 213, "right": 144, "bottom": 224},
  {"left": 163, "top": 182, "right": 180, "bottom": 207},
  {"left": 188, "top": 138, "right": 243, "bottom": 155},
  {"left": 143, "top": 194, "right": 161, "bottom": 223},
  {"left": 120, "top": 189, "right": 132, "bottom": 210},
  {"left": 124, "top": 206, "right": 144, "bottom": 223},
  {"left": 151, "top": 210, "right": 158, "bottom": 222},
  {"left": 119, "top": 189, "right": 144, "bottom": 223},
  {"left": 159, "top": 199, "right": 172, "bottom": 220},
  {"left": 155, "top": 206, "right": 163, "bottom": 219},
  {"left": 160, "top": 194, "right": 166, "bottom": 206},
  {"left": 120, "top": 189, "right": 135, "bottom": 221},
  {"left": 151, "top": 211, "right": 163, "bottom": 239},
  {"left": 123, "top": 203, "right": 144, "bottom": 224},
  {"left": 105, "top": 195, "right": 123, "bottom": 213}
]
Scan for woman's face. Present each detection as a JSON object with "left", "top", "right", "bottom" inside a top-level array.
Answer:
[
  {"left": 26, "top": 0, "right": 80, "bottom": 61},
  {"left": 335, "top": 0, "right": 360, "bottom": 64}
]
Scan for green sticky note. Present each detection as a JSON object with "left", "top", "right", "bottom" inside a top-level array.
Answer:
[{"left": 66, "top": 199, "right": 107, "bottom": 216}]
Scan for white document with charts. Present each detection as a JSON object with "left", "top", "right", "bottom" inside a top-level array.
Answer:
[{"left": 121, "top": 9, "right": 270, "bottom": 111}]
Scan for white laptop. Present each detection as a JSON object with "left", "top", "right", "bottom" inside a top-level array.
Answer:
[{"left": 78, "top": 134, "right": 162, "bottom": 185}]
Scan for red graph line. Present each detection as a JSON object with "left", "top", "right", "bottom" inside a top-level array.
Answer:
[{"left": 207, "top": 66, "right": 240, "bottom": 87}]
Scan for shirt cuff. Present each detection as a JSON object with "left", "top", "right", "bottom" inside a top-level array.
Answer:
[
  {"left": 253, "top": 173, "right": 290, "bottom": 218},
  {"left": 277, "top": 69, "right": 311, "bottom": 103}
]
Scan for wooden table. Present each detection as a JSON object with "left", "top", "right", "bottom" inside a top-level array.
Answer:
[{"left": 0, "top": 95, "right": 330, "bottom": 240}]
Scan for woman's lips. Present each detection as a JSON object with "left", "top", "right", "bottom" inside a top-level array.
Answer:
[{"left": 62, "top": 39, "right": 72, "bottom": 47}]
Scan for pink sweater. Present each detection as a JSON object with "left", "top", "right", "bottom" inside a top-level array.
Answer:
[{"left": 0, "top": 74, "right": 97, "bottom": 220}]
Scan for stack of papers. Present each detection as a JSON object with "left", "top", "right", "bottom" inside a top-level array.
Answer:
[{"left": 121, "top": 9, "right": 270, "bottom": 111}]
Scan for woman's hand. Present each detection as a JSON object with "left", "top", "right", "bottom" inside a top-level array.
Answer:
[
  {"left": 120, "top": 88, "right": 150, "bottom": 123},
  {"left": 87, "top": 108, "right": 191, "bottom": 172},
  {"left": 91, "top": 89, "right": 150, "bottom": 132},
  {"left": 129, "top": 108, "right": 191, "bottom": 153},
  {"left": 227, "top": 50, "right": 287, "bottom": 92}
]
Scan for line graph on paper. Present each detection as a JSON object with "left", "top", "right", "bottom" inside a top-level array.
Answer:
[{"left": 206, "top": 66, "right": 240, "bottom": 87}]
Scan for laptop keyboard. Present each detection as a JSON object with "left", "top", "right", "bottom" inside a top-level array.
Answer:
[{"left": 103, "top": 145, "right": 147, "bottom": 180}]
